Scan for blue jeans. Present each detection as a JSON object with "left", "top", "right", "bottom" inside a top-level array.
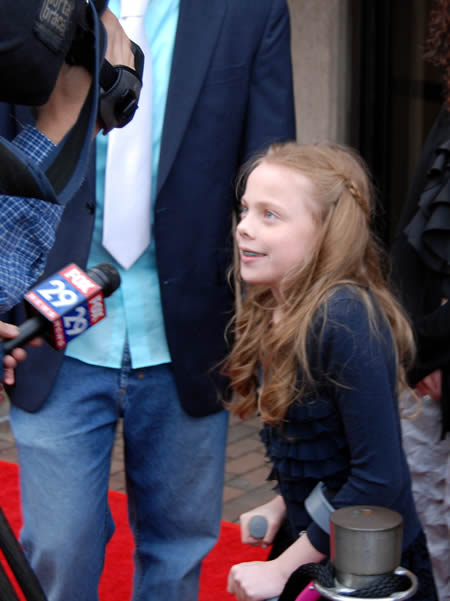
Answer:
[{"left": 10, "top": 352, "right": 228, "bottom": 601}]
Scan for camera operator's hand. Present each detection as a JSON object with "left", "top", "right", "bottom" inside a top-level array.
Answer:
[
  {"left": 36, "top": 9, "right": 134, "bottom": 144},
  {"left": 0, "top": 321, "right": 42, "bottom": 388},
  {"left": 98, "top": 8, "right": 136, "bottom": 134},
  {"left": 102, "top": 9, "right": 135, "bottom": 71}
]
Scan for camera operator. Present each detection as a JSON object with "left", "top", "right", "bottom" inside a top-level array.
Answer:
[
  {"left": 0, "top": 8, "right": 134, "bottom": 314},
  {"left": 0, "top": 8, "right": 134, "bottom": 382},
  {"left": 0, "top": 63, "right": 90, "bottom": 314}
]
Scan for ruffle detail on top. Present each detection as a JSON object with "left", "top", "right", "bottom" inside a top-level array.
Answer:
[
  {"left": 404, "top": 138, "right": 450, "bottom": 282},
  {"left": 260, "top": 396, "right": 349, "bottom": 502},
  {"left": 260, "top": 396, "right": 350, "bottom": 535}
]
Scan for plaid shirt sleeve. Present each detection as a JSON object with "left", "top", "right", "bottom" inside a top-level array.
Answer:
[{"left": 0, "top": 125, "right": 64, "bottom": 312}]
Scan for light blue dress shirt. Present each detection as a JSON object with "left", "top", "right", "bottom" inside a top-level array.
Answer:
[{"left": 67, "top": 0, "right": 179, "bottom": 368}]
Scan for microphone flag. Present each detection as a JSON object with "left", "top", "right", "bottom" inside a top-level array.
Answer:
[{"left": 24, "top": 263, "right": 107, "bottom": 349}]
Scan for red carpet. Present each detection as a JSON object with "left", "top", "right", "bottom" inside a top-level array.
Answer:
[{"left": 0, "top": 461, "right": 269, "bottom": 600}]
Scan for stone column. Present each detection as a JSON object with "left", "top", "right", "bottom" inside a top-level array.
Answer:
[{"left": 287, "top": 0, "right": 351, "bottom": 144}]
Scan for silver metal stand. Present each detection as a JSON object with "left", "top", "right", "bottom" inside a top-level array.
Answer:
[{"left": 314, "top": 506, "right": 418, "bottom": 601}]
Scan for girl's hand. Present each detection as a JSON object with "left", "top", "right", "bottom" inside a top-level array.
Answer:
[
  {"left": 415, "top": 369, "right": 442, "bottom": 401},
  {"left": 240, "top": 495, "right": 287, "bottom": 547},
  {"left": 228, "top": 529, "right": 326, "bottom": 601},
  {"left": 227, "top": 559, "right": 287, "bottom": 601}
]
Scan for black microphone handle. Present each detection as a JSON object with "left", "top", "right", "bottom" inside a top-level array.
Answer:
[{"left": 3, "top": 315, "right": 44, "bottom": 355}]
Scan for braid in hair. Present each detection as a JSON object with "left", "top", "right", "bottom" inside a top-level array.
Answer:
[{"left": 338, "top": 173, "right": 371, "bottom": 219}]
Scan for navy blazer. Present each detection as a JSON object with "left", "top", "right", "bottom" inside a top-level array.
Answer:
[{"left": 3, "top": 0, "right": 296, "bottom": 416}]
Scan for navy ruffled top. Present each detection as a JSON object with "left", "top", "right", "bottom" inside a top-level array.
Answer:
[{"left": 260, "top": 286, "right": 421, "bottom": 556}]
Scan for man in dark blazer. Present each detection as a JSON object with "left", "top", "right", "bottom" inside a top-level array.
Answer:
[{"left": 3, "top": 2, "right": 296, "bottom": 600}]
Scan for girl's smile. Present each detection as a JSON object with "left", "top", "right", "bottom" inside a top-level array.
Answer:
[{"left": 239, "top": 247, "right": 267, "bottom": 262}]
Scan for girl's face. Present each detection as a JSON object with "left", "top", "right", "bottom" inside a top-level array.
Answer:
[{"left": 236, "top": 161, "right": 319, "bottom": 299}]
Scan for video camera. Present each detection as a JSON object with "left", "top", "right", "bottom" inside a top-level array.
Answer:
[
  {"left": 0, "top": 0, "right": 143, "bottom": 128},
  {"left": 0, "top": 0, "right": 144, "bottom": 205},
  {"left": 0, "top": 0, "right": 108, "bottom": 107}
]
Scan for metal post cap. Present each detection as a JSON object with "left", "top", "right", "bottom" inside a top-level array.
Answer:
[
  {"left": 331, "top": 506, "right": 403, "bottom": 532},
  {"left": 330, "top": 506, "right": 403, "bottom": 588}
]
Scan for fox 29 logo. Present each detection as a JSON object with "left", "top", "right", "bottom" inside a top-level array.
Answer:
[{"left": 26, "top": 264, "right": 105, "bottom": 348}]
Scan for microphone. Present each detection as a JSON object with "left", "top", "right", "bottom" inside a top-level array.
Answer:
[
  {"left": 3, "top": 263, "right": 120, "bottom": 354},
  {"left": 249, "top": 515, "right": 269, "bottom": 540}
]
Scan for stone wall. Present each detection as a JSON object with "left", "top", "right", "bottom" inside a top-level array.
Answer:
[{"left": 287, "top": 0, "right": 351, "bottom": 143}]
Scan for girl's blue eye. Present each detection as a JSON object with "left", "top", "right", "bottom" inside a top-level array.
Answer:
[
  {"left": 265, "top": 210, "right": 276, "bottom": 220},
  {"left": 240, "top": 206, "right": 248, "bottom": 218}
]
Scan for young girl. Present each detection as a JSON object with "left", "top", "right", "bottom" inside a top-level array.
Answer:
[{"left": 224, "top": 142, "right": 437, "bottom": 601}]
